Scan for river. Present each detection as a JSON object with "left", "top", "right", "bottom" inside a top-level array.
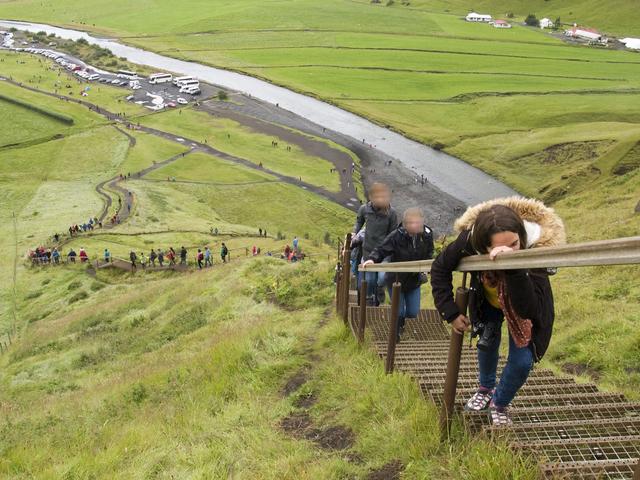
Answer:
[{"left": 0, "top": 19, "right": 518, "bottom": 205}]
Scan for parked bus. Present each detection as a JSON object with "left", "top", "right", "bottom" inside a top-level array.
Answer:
[
  {"left": 148, "top": 72, "right": 173, "bottom": 84},
  {"left": 180, "top": 85, "right": 201, "bottom": 95},
  {"left": 116, "top": 70, "right": 138, "bottom": 79},
  {"left": 173, "top": 75, "right": 197, "bottom": 87},
  {"left": 178, "top": 79, "right": 200, "bottom": 89}
]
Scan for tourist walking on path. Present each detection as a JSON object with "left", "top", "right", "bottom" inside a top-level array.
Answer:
[
  {"left": 220, "top": 243, "right": 229, "bottom": 263},
  {"left": 197, "top": 249, "right": 204, "bottom": 269},
  {"left": 180, "top": 246, "right": 187, "bottom": 265},
  {"left": 104, "top": 248, "right": 111, "bottom": 263},
  {"left": 353, "top": 182, "right": 399, "bottom": 306},
  {"left": 129, "top": 251, "right": 137, "bottom": 270},
  {"left": 149, "top": 249, "right": 157, "bottom": 267},
  {"left": 362, "top": 208, "right": 434, "bottom": 343},
  {"left": 204, "top": 246, "right": 213, "bottom": 267},
  {"left": 430, "top": 197, "right": 565, "bottom": 426}
]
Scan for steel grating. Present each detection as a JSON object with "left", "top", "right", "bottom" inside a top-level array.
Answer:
[
  {"left": 487, "top": 417, "right": 640, "bottom": 442},
  {"left": 539, "top": 458, "right": 638, "bottom": 479},
  {"left": 349, "top": 306, "right": 449, "bottom": 343},
  {"left": 512, "top": 435, "right": 640, "bottom": 463},
  {"left": 343, "top": 297, "right": 640, "bottom": 478}
]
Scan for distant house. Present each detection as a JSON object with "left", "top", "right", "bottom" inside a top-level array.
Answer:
[
  {"left": 620, "top": 37, "right": 640, "bottom": 50},
  {"left": 539, "top": 18, "right": 554, "bottom": 29},
  {"left": 466, "top": 12, "right": 492, "bottom": 22},
  {"left": 564, "top": 26, "right": 604, "bottom": 42},
  {"left": 492, "top": 20, "right": 512, "bottom": 29}
]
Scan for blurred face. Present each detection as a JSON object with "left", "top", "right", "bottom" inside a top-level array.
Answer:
[
  {"left": 404, "top": 214, "right": 423, "bottom": 235},
  {"left": 370, "top": 188, "right": 390, "bottom": 208},
  {"left": 490, "top": 231, "right": 521, "bottom": 251}
]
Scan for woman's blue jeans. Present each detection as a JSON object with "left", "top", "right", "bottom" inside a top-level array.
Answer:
[
  {"left": 387, "top": 285, "right": 421, "bottom": 335},
  {"left": 477, "top": 302, "right": 533, "bottom": 407}
]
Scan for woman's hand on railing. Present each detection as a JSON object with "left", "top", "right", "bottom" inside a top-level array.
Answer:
[
  {"left": 451, "top": 314, "right": 470, "bottom": 335},
  {"left": 361, "top": 259, "right": 374, "bottom": 268},
  {"left": 489, "top": 245, "right": 514, "bottom": 260}
]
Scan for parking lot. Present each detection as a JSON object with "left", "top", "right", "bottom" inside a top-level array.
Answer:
[{"left": 2, "top": 34, "right": 218, "bottom": 109}]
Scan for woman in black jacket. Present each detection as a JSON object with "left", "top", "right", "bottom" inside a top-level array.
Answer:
[
  {"left": 430, "top": 198, "right": 565, "bottom": 425},
  {"left": 362, "top": 208, "right": 434, "bottom": 342}
]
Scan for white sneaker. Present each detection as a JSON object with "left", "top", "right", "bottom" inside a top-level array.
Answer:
[
  {"left": 464, "top": 389, "right": 493, "bottom": 411},
  {"left": 489, "top": 403, "right": 512, "bottom": 426}
]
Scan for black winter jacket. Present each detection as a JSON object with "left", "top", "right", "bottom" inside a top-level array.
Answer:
[
  {"left": 368, "top": 225, "right": 434, "bottom": 292},
  {"left": 430, "top": 230, "right": 555, "bottom": 362},
  {"left": 353, "top": 202, "right": 399, "bottom": 259}
]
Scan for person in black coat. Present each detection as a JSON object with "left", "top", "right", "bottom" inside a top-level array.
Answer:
[
  {"left": 430, "top": 197, "right": 565, "bottom": 426},
  {"left": 362, "top": 208, "right": 434, "bottom": 342},
  {"left": 353, "top": 182, "right": 399, "bottom": 306}
]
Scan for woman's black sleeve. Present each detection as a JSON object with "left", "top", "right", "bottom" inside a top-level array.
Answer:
[{"left": 430, "top": 230, "right": 470, "bottom": 322}]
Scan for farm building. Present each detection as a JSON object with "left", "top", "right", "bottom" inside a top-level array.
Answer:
[
  {"left": 492, "top": 20, "right": 512, "bottom": 29},
  {"left": 466, "top": 12, "right": 492, "bottom": 22},
  {"left": 564, "top": 26, "right": 604, "bottom": 42},
  {"left": 539, "top": 18, "right": 554, "bottom": 29},
  {"left": 620, "top": 37, "right": 640, "bottom": 50}
]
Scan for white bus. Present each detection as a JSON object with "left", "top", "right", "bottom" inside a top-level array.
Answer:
[
  {"left": 173, "top": 75, "right": 196, "bottom": 86},
  {"left": 116, "top": 70, "right": 138, "bottom": 79},
  {"left": 178, "top": 79, "right": 200, "bottom": 89},
  {"left": 148, "top": 72, "right": 173, "bottom": 84},
  {"left": 180, "top": 85, "right": 201, "bottom": 95}
]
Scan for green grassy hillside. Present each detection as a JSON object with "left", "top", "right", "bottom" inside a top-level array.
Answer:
[{"left": 0, "top": 2, "right": 639, "bottom": 476}]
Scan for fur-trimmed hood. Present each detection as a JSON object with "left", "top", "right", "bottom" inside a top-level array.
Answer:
[{"left": 454, "top": 197, "right": 566, "bottom": 249}]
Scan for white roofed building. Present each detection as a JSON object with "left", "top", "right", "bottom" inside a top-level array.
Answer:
[{"left": 466, "top": 12, "right": 492, "bottom": 22}]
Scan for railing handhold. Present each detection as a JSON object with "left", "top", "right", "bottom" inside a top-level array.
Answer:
[
  {"left": 385, "top": 281, "right": 401, "bottom": 374},
  {"left": 439, "top": 284, "right": 469, "bottom": 440},
  {"left": 358, "top": 280, "right": 368, "bottom": 343}
]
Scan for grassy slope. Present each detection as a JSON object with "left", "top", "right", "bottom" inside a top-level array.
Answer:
[
  {"left": 0, "top": 258, "right": 535, "bottom": 479},
  {"left": 1, "top": 1, "right": 636, "bottom": 393}
]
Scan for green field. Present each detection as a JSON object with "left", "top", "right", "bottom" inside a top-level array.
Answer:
[
  {"left": 1, "top": 1, "right": 639, "bottom": 477},
  {"left": 141, "top": 108, "right": 343, "bottom": 192}
]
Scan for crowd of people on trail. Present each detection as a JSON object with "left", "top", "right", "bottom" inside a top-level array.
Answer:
[
  {"left": 68, "top": 218, "right": 102, "bottom": 236},
  {"left": 29, "top": 246, "right": 88, "bottom": 264},
  {"left": 347, "top": 181, "right": 565, "bottom": 426},
  {"left": 115, "top": 243, "right": 233, "bottom": 271}
]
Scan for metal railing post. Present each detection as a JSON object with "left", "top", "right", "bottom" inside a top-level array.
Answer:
[
  {"left": 335, "top": 262, "right": 343, "bottom": 314},
  {"left": 439, "top": 274, "right": 470, "bottom": 440},
  {"left": 385, "top": 281, "right": 401, "bottom": 374},
  {"left": 340, "top": 233, "right": 352, "bottom": 324},
  {"left": 358, "top": 279, "right": 368, "bottom": 343}
]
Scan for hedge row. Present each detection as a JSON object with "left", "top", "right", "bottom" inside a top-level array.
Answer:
[{"left": 0, "top": 93, "right": 74, "bottom": 125}]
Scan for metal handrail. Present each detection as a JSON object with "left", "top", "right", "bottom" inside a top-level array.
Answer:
[{"left": 358, "top": 236, "right": 640, "bottom": 272}]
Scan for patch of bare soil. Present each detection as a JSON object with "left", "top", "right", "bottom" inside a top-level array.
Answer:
[
  {"left": 562, "top": 362, "right": 601, "bottom": 380},
  {"left": 282, "top": 369, "right": 309, "bottom": 396},
  {"left": 280, "top": 412, "right": 313, "bottom": 437},
  {"left": 366, "top": 459, "right": 405, "bottom": 480}
]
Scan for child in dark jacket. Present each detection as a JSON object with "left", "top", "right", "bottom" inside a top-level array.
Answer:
[
  {"left": 363, "top": 208, "right": 434, "bottom": 342},
  {"left": 430, "top": 197, "right": 565, "bottom": 426}
]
